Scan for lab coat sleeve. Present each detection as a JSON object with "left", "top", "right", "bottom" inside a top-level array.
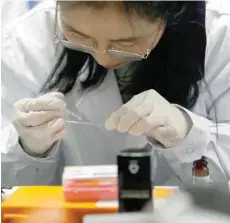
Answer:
[
  {"left": 1, "top": 124, "right": 61, "bottom": 187},
  {"left": 1, "top": 2, "right": 61, "bottom": 187},
  {"left": 154, "top": 7, "right": 230, "bottom": 186}
]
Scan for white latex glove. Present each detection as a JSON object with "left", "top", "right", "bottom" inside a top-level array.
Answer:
[
  {"left": 105, "top": 89, "right": 191, "bottom": 148},
  {"left": 12, "top": 92, "right": 67, "bottom": 156}
]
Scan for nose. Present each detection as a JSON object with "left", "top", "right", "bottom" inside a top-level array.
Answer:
[{"left": 92, "top": 51, "right": 122, "bottom": 68}]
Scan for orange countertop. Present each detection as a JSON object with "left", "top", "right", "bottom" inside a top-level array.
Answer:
[{"left": 2, "top": 186, "right": 177, "bottom": 223}]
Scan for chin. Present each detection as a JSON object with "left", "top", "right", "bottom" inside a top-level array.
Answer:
[{"left": 112, "top": 61, "right": 130, "bottom": 69}]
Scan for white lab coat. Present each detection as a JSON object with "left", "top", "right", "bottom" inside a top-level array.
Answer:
[
  {"left": 1, "top": 0, "right": 27, "bottom": 27},
  {"left": 1, "top": 0, "right": 39, "bottom": 28},
  {"left": 1, "top": 1, "right": 230, "bottom": 189}
]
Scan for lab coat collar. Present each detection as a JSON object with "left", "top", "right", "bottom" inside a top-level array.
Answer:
[
  {"left": 74, "top": 69, "right": 147, "bottom": 148},
  {"left": 76, "top": 69, "right": 123, "bottom": 125}
]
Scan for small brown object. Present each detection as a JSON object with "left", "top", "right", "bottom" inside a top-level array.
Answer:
[{"left": 192, "top": 156, "right": 210, "bottom": 185}]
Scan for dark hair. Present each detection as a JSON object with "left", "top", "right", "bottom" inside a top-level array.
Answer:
[{"left": 40, "top": 1, "right": 206, "bottom": 109}]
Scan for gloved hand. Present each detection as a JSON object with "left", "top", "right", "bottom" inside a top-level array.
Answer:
[
  {"left": 105, "top": 89, "right": 191, "bottom": 148},
  {"left": 12, "top": 92, "right": 67, "bottom": 156}
]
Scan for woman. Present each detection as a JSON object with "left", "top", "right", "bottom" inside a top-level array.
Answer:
[{"left": 1, "top": 1, "right": 230, "bottom": 189}]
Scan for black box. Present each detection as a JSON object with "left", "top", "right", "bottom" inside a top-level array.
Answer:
[{"left": 117, "top": 147, "right": 153, "bottom": 212}]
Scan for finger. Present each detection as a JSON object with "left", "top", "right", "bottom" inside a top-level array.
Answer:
[
  {"left": 16, "top": 118, "right": 66, "bottom": 139},
  {"left": 125, "top": 91, "right": 148, "bottom": 108},
  {"left": 14, "top": 98, "right": 32, "bottom": 112},
  {"left": 14, "top": 98, "right": 66, "bottom": 113},
  {"left": 26, "top": 97, "right": 66, "bottom": 112},
  {"left": 14, "top": 92, "right": 66, "bottom": 113},
  {"left": 129, "top": 116, "right": 165, "bottom": 136},
  {"left": 152, "top": 126, "right": 179, "bottom": 146},
  {"left": 105, "top": 92, "right": 148, "bottom": 131},
  {"left": 53, "top": 127, "right": 68, "bottom": 141},
  {"left": 116, "top": 110, "right": 141, "bottom": 133},
  {"left": 16, "top": 110, "right": 64, "bottom": 127},
  {"left": 116, "top": 93, "right": 155, "bottom": 133},
  {"left": 128, "top": 117, "right": 152, "bottom": 136},
  {"left": 105, "top": 105, "right": 128, "bottom": 130},
  {"left": 147, "top": 104, "right": 169, "bottom": 129},
  {"left": 146, "top": 127, "right": 171, "bottom": 147},
  {"left": 46, "top": 118, "right": 66, "bottom": 134}
]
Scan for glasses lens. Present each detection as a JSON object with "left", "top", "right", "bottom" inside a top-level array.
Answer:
[
  {"left": 62, "top": 41, "right": 93, "bottom": 54},
  {"left": 109, "top": 50, "right": 142, "bottom": 61}
]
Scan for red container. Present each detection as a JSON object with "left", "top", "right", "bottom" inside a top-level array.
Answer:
[
  {"left": 63, "top": 178, "right": 118, "bottom": 202},
  {"left": 62, "top": 165, "right": 118, "bottom": 202}
]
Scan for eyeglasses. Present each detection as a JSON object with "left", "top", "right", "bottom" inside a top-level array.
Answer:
[{"left": 53, "top": 2, "right": 163, "bottom": 61}]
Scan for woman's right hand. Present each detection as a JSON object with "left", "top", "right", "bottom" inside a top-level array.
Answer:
[{"left": 12, "top": 92, "right": 67, "bottom": 157}]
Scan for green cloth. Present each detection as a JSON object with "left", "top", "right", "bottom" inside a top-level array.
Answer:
[{"left": 114, "top": 63, "right": 135, "bottom": 103}]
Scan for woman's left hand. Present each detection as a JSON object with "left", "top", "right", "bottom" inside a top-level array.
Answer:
[{"left": 105, "top": 89, "right": 191, "bottom": 148}]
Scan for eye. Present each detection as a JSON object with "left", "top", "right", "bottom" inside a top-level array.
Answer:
[
  {"left": 63, "top": 24, "right": 88, "bottom": 40},
  {"left": 69, "top": 31, "right": 87, "bottom": 40},
  {"left": 117, "top": 42, "right": 138, "bottom": 48}
]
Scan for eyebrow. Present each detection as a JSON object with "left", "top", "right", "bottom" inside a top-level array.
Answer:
[{"left": 65, "top": 22, "right": 142, "bottom": 43}]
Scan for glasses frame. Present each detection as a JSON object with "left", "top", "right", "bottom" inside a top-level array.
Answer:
[{"left": 53, "top": 2, "right": 163, "bottom": 60}]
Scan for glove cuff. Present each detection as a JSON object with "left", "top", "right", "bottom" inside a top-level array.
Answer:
[{"left": 19, "top": 138, "right": 56, "bottom": 158}]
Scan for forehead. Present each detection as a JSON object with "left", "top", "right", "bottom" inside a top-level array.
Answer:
[{"left": 59, "top": 2, "right": 158, "bottom": 39}]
